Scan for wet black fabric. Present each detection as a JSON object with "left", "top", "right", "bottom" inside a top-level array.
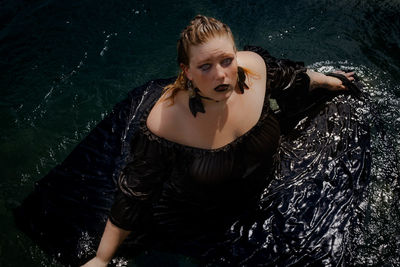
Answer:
[
  {"left": 203, "top": 96, "right": 371, "bottom": 266},
  {"left": 13, "top": 47, "right": 370, "bottom": 266}
]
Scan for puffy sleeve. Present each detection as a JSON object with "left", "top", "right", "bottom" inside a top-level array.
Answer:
[
  {"left": 244, "top": 45, "right": 338, "bottom": 133},
  {"left": 243, "top": 45, "right": 311, "bottom": 115},
  {"left": 109, "top": 132, "right": 171, "bottom": 231}
]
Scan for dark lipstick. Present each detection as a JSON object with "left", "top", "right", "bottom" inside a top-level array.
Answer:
[{"left": 214, "top": 84, "right": 229, "bottom": 92}]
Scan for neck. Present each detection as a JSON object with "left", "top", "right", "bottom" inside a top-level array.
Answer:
[
  {"left": 197, "top": 91, "right": 233, "bottom": 112},
  {"left": 197, "top": 93, "right": 219, "bottom": 103},
  {"left": 202, "top": 84, "right": 242, "bottom": 108}
]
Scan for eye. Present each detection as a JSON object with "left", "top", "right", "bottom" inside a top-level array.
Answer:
[
  {"left": 221, "top": 57, "right": 233, "bottom": 67},
  {"left": 199, "top": 64, "right": 211, "bottom": 71}
]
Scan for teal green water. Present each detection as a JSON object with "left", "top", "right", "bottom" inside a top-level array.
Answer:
[{"left": 1, "top": 0, "right": 399, "bottom": 266}]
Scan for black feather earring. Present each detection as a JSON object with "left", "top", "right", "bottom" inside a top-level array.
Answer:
[
  {"left": 237, "top": 66, "right": 249, "bottom": 94},
  {"left": 188, "top": 80, "right": 205, "bottom": 117}
]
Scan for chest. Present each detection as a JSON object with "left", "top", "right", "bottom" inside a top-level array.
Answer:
[
  {"left": 181, "top": 89, "right": 266, "bottom": 150},
  {"left": 178, "top": 112, "right": 280, "bottom": 184}
]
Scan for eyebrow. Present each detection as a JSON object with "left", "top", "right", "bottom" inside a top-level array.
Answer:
[{"left": 196, "top": 52, "right": 235, "bottom": 65}]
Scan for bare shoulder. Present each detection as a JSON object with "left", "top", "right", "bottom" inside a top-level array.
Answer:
[
  {"left": 146, "top": 91, "right": 185, "bottom": 139},
  {"left": 237, "top": 51, "right": 266, "bottom": 76}
]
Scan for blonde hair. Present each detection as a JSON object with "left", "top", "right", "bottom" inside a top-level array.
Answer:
[{"left": 163, "top": 15, "right": 248, "bottom": 104}]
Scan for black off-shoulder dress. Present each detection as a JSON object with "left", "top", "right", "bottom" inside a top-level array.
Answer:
[{"left": 14, "top": 46, "right": 369, "bottom": 266}]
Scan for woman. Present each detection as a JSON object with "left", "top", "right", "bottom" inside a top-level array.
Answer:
[{"left": 83, "top": 15, "right": 355, "bottom": 266}]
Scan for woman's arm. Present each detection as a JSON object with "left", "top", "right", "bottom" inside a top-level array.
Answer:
[
  {"left": 81, "top": 219, "right": 131, "bottom": 267},
  {"left": 307, "top": 70, "right": 355, "bottom": 92}
]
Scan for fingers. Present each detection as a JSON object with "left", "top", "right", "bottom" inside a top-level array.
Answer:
[
  {"left": 333, "top": 70, "right": 345, "bottom": 74},
  {"left": 345, "top": 71, "right": 355, "bottom": 81},
  {"left": 333, "top": 70, "right": 355, "bottom": 81},
  {"left": 326, "top": 70, "right": 358, "bottom": 92}
]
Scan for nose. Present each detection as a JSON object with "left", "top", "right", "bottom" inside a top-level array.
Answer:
[{"left": 214, "top": 64, "right": 226, "bottom": 80}]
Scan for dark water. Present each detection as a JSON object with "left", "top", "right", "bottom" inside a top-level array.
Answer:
[{"left": 1, "top": 0, "right": 399, "bottom": 266}]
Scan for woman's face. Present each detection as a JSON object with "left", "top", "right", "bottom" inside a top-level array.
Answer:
[{"left": 183, "top": 34, "right": 238, "bottom": 102}]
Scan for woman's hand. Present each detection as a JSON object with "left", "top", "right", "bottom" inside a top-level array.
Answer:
[
  {"left": 80, "top": 219, "right": 131, "bottom": 267},
  {"left": 324, "top": 70, "right": 355, "bottom": 91},
  {"left": 81, "top": 256, "right": 108, "bottom": 267},
  {"left": 307, "top": 69, "right": 355, "bottom": 92}
]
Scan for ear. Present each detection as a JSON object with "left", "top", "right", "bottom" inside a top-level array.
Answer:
[{"left": 180, "top": 63, "right": 192, "bottom": 80}]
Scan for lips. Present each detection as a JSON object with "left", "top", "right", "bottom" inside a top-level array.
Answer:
[{"left": 214, "top": 84, "right": 229, "bottom": 92}]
